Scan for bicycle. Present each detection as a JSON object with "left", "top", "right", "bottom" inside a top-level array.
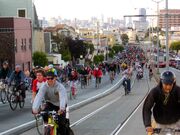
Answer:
[
  {"left": 35, "top": 110, "right": 59, "bottom": 135},
  {"left": 123, "top": 79, "right": 129, "bottom": 95},
  {"left": 109, "top": 71, "right": 114, "bottom": 84},
  {"left": 0, "top": 79, "right": 10, "bottom": 104},
  {"left": 148, "top": 128, "right": 180, "bottom": 135},
  {"left": 95, "top": 77, "right": 100, "bottom": 88},
  {"left": 35, "top": 110, "right": 74, "bottom": 135},
  {"left": 80, "top": 75, "right": 87, "bottom": 89},
  {"left": 9, "top": 82, "right": 25, "bottom": 110}
]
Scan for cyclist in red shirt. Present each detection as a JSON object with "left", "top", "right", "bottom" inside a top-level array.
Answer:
[{"left": 32, "top": 69, "right": 46, "bottom": 102}]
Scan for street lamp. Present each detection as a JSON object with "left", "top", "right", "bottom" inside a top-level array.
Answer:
[{"left": 152, "top": 0, "right": 164, "bottom": 74}]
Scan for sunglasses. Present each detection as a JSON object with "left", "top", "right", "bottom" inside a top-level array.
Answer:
[{"left": 47, "top": 77, "right": 54, "bottom": 80}]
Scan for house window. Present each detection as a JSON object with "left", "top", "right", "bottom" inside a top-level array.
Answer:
[{"left": 18, "top": 9, "right": 26, "bottom": 17}]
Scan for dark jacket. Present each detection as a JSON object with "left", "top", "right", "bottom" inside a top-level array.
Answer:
[
  {"left": 143, "top": 84, "right": 180, "bottom": 127},
  {"left": 8, "top": 70, "right": 25, "bottom": 85},
  {"left": 0, "top": 68, "right": 11, "bottom": 79}
]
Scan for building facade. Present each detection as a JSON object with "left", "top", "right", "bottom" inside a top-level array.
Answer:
[
  {"left": 159, "top": 9, "right": 180, "bottom": 28},
  {"left": 0, "top": 17, "right": 32, "bottom": 70},
  {"left": 0, "top": 0, "right": 45, "bottom": 53}
]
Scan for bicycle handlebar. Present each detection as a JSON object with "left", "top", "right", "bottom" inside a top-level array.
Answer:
[{"left": 153, "top": 128, "right": 180, "bottom": 134}]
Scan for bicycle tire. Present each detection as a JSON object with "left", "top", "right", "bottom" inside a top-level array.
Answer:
[
  {"left": 0, "top": 89, "right": 7, "bottom": 104},
  {"left": 6, "top": 91, "right": 11, "bottom": 103},
  {"left": 35, "top": 115, "right": 44, "bottom": 135},
  {"left": 69, "top": 90, "right": 72, "bottom": 100},
  {"left": 19, "top": 95, "right": 25, "bottom": 108},
  {"left": 9, "top": 94, "right": 18, "bottom": 110}
]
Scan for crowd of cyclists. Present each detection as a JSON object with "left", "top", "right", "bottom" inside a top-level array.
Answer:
[{"left": 1, "top": 45, "right": 179, "bottom": 134}]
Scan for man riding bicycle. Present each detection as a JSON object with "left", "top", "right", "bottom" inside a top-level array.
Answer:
[
  {"left": 0, "top": 61, "right": 12, "bottom": 81},
  {"left": 122, "top": 66, "right": 132, "bottom": 93},
  {"left": 143, "top": 70, "right": 180, "bottom": 134},
  {"left": 8, "top": 64, "right": 26, "bottom": 100},
  {"left": 32, "top": 71, "right": 69, "bottom": 135}
]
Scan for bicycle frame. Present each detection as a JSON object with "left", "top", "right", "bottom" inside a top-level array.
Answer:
[
  {"left": 46, "top": 114, "right": 58, "bottom": 135},
  {"left": 37, "top": 111, "right": 59, "bottom": 135}
]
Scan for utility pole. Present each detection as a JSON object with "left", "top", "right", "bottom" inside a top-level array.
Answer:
[
  {"left": 165, "top": 0, "right": 169, "bottom": 69},
  {"left": 152, "top": 0, "right": 164, "bottom": 74},
  {"left": 97, "top": 21, "right": 100, "bottom": 55}
]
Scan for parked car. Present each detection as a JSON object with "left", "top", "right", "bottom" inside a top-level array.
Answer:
[
  {"left": 169, "top": 58, "right": 177, "bottom": 68},
  {"left": 155, "top": 61, "right": 166, "bottom": 68}
]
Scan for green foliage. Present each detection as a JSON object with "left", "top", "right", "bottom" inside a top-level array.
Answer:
[
  {"left": 170, "top": 41, "right": 180, "bottom": 53},
  {"left": 32, "top": 51, "right": 48, "bottom": 67},
  {"left": 93, "top": 55, "right": 104, "bottom": 64},
  {"left": 108, "top": 51, "right": 115, "bottom": 58},
  {"left": 85, "top": 42, "right": 94, "bottom": 54},
  {"left": 98, "top": 54, "right": 104, "bottom": 62},
  {"left": 93, "top": 55, "right": 100, "bottom": 65},
  {"left": 52, "top": 33, "right": 93, "bottom": 62},
  {"left": 112, "top": 45, "right": 124, "bottom": 53},
  {"left": 121, "top": 33, "right": 129, "bottom": 45},
  {"left": 63, "top": 54, "right": 71, "bottom": 62}
]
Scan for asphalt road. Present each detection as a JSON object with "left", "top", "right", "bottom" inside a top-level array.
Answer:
[
  {"left": 0, "top": 73, "right": 122, "bottom": 134},
  {"left": 21, "top": 70, "right": 150, "bottom": 135}
]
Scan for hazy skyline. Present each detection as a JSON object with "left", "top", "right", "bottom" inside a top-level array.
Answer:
[{"left": 34, "top": 0, "right": 180, "bottom": 20}]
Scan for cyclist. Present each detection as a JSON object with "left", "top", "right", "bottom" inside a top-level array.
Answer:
[
  {"left": 48, "top": 64, "right": 58, "bottom": 76},
  {"left": 136, "top": 65, "right": 143, "bottom": 79},
  {"left": 122, "top": 65, "right": 132, "bottom": 93},
  {"left": 93, "top": 67, "right": 103, "bottom": 88},
  {"left": 143, "top": 70, "right": 180, "bottom": 134},
  {"left": 0, "top": 61, "right": 11, "bottom": 80},
  {"left": 108, "top": 63, "right": 115, "bottom": 81},
  {"left": 32, "top": 69, "right": 46, "bottom": 102},
  {"left": 148, "top": 65, "right": 153, "bottom": 80},
  {"left": 8, "top": 64, "right": 26, "bottom": 101},
  {"left": 32, "top": 71, "right": 68, "bottom": 135}
]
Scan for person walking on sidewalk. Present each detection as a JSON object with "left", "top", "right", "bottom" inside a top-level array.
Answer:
[{"left": 143, "top": 70, "right": 180, "bottom": 134}]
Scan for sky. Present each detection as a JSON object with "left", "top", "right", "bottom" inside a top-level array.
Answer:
[{"left": 34, "top": 0, "right": 180, "bottom": 20}]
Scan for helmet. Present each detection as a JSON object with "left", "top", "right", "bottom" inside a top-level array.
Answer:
[
  {"left": 3, "top": 61, "right": 8, "bottom": 65},
  {"left": 48, "top": 64, "right": 53, "bottom": 69},
  {"left": 160, "top": 70, "right": 176, "bottom": 85}
]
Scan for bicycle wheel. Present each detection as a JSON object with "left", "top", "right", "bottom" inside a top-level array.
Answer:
[
  {"left": 69, "top": 89, "right": 72, "bottom": 100},
  {"left": 0, "top": 89, "right": 7, "bottom": 104},
  {"left": 44, "top": 125, "right": 54, "bottom": 135},
  {"left": 35, "top": 115, "right": 45, "bottom": 135},
  {"left": 9, "top": 94, "right": 18, "bottom": 110},
  {"left": 19, "top": 95, "right": 25, "bottom": 108}
]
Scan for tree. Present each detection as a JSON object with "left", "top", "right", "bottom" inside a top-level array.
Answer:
[
  {"left": 93, "top": 55, "right": 100, "bottom": 65},
  {"left": 121, "top": 34, "right": 129, "bottom": 45},
  {"left": 32, "top": 51, "right": 48, "bottom": 67},
  {"left": 112, "top": 45, "right": 124, "bottom": 54},
  {"left": 170, "top": 41, "right": 180, "bottom": 54}
]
